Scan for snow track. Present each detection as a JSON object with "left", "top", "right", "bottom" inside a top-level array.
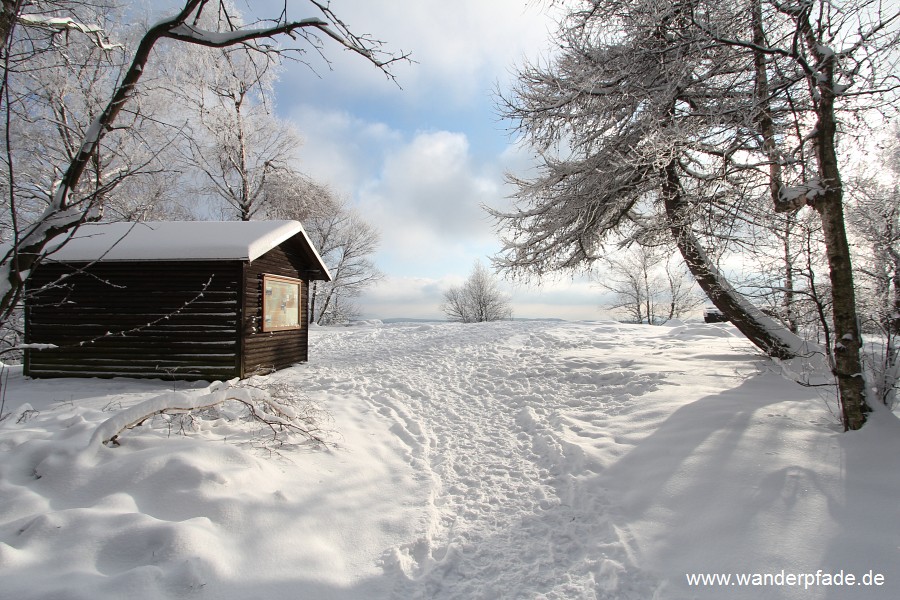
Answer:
[
  {"left": 5, "top": 319, "right": 898, "bottom": 599},
  {"left": 303, "top": 321, "right": 663, "bottom": 599}
]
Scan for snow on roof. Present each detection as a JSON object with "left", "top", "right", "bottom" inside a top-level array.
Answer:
[{"left": 44, "top": 221, "right": 330, "bottom": 278}]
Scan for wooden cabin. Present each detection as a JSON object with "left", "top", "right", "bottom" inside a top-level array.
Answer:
[{"left": 23, "top": 220, "right": 331, "bottom": 381}]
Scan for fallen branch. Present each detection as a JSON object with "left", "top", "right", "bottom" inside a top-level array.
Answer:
[{"left": 90, "top": 379, "right": 330, "bottom": 448}]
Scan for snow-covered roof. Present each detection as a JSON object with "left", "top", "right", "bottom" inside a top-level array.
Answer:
[{"left": 45, "top": 220, "right": 330, "bottom": 279}]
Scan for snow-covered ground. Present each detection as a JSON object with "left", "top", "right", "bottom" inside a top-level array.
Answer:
[{"left": 2, "top": 320, "right": 899, "bottom": 599}]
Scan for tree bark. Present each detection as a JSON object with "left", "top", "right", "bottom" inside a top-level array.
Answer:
[
  {"left": 893, "top": 253, "right": 900, "bottom": 336},
  {"left": 751, "top": 0, "right": 790, "bottom": 213},
  {"left": 308, "top": 279, "right": 318, "bottom": 325},
  {"left": 812, "top": 99, "right": 869, "bottom": 430},
  {"left": 796, "top": 7, "right": 870, "bottom": 430},
  {"left": 662, "top": 159, "right": 805, "bottom": 360}
]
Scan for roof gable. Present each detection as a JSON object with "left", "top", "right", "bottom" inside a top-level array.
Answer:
[{"left": 44, "top": 221, "right": 331, "bottom": 279}]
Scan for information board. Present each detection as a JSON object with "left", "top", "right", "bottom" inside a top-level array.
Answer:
[{"left": 263, "top": 274, "right": 301, "bottom": 331}]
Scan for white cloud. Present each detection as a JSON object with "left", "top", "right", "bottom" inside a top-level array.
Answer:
[
  {"left": 271, "top": 0, "right": 559, "bottom": 111},
  {"left": 359, "top": 130, "right": 499, "bottom": 240},
  {"left": 287, "top": 105, "right": 402, "bottom": 195},
  {"left": 287, "top": 108, "right": 509, "bottom": 276},
  {"left": 270, "top": 0, "right": 561, "bottom": 172},
  {"left": 270, "top": 1, "right": 609, "bottom": 320}
]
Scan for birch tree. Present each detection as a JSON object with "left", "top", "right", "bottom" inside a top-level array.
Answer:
[
  {"left": 0, "top": 0, "right": 405, "bottom": 329},
  {"left": 168, "top": 13, "right": 301, "bottom": 222},
  {"left": 495, "top": 0, "right": 899, "bottom": 430}
]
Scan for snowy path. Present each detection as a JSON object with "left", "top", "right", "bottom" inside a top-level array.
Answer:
[
  {"left": 301, "top": 321, "right": 674, "bottom": 598},
  {"left": 4, "top": 319, "right": 899, "bottom": 600}
]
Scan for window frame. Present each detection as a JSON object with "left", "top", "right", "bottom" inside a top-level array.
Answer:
[{"left": 261, "top": 274, "right": 303, "bottom": 332}]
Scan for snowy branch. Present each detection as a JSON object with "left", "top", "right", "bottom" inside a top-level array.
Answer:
[
  {"left": 91, "top": 379, "right": 332, "bottom": 448},
  {"left": 17, "top": 13, "right": 122, "bottom": 51}
]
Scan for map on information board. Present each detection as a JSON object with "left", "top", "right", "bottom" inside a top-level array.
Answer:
[{"left": 263, "top": 275, "right": 301, "bottom": 331}]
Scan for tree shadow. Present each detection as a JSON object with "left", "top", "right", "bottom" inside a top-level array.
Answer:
[{"left": 597, "top": 371, "right": 900, "bottom": 598}]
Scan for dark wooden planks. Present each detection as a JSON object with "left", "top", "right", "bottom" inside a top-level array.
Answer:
[
  {"left": 25, "top": 260, "right": 243, "bottom": 381},
  {"left": 241, "top": 242, "right": 311, "bottom": 376},
  {"left": 23, "top": 232, "right": 324, "bottom": 381}
]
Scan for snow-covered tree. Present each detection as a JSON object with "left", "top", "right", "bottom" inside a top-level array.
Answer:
[
  {"left": 848, "top": 131, "right": 900, "bottom": 337},
  {"left": 442, "top": 261, "right": 512, "bottom": 323},
  {"left": 6, "top": 2, "right": 192, "bottom": 224},
  {"left": 259, "top": 172, "right": 383, "bottom": 325},
  {"left": 493, "top": 0, "right": 808, "bottom": 360},
  {"left": 845, "top": 130, "right": 900, "bottom": 406},
  {"left": 495, "top": 0, "right": 900, "bottom": 430},
  {"left": 596, "top": 244, "right": 702, "bottom": 325},
  {"left": 0, "top": 0, "right": 405, "bottom": 334},
  {"left": 737, "top": 207, "right": 834, "bottom": 343},
  {"left": 168, "top": 12, "right": 301, "bottom": 222},
  {"left": 310, "top": 210, "right": 382, "bottom": 325}
]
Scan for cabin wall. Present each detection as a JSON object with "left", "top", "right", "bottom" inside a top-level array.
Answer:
[
  {"left": 242, "top": 245, "right": 312, "bottom": 376},
  {"left": 25, "top": 261, "right": 243, "bottom": 380}
]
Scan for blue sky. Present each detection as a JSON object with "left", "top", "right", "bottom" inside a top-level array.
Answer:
[{"left": 265, "top": 0, "right": 603, "bottom": 320}]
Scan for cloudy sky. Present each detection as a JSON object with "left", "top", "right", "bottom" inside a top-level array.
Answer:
[{"left": 264, "top": 0, "right": 604, "bottom": 320}]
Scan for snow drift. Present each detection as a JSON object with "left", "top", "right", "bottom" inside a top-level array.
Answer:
[{"left": 1, "top": 320, "right": 898, "bottom": 599}]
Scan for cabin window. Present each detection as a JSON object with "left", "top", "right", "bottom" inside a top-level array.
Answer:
[{"left": 262, "top": 274, "right": 302, "bottom": 332}]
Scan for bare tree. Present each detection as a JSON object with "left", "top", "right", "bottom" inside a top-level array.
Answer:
[
  {"left": 259, "top": 171, "right": 383, "bottom": 325},
  {"left": 847, "top": 134, "right": 900, "bottom": 406},
  {"left": 740, "top": 208, "right": 833, "bottom": 342},
  {"left": 442, "top": 261, "right": 512, "bottom": 323},
  {"left": 310, "top": 211, "right": 382, "bottom": 325},
  {"left": 596, "top": 245, "right": 702, "bottom": 324},
  {"left": 171, "top": 22, "right": 302, "bottom": 222},
  {"left": 663, "top": 255, "right": 705, "bottom": 323},
  {"left": 848, "top": 169, "right": 900, "bottom": 337},
  {"left": 0, "top": 0, "right": 406, "bottom": 329}
]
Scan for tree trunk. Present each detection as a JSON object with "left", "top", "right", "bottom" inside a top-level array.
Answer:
[
  {"left": 308, "top": 279, "right": 317, "bottom": 325},
  {"left": 781, "top": 214, "right": 798, "bottom": 333},
  {"left": 816, "top": 189, "right": 868, "bottom": 429},
  {"left": 890, "top": 251, "right": 900, "bottom": 336},
  {"left": 0, "top": 1, "right": 20, "bottom": 53},
  {"left": 812, "top": 103, "right": 869, "bottom": 429},
  {"left": 662, "top": 159, "right": 806, "bottom": 360},
  {"left": 751, "top": 0, "right": 790, "bottom": 213},
  {"left": 795, "top": 6, "right": 870, "bottom": 430}
]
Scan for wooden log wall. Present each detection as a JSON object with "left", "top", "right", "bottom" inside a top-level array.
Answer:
[
  {"left": 25, "top": 261, "right": 243, "bottom": 381},
  {"left": 242, "top": 243, "right": 314, "bottom": 377}
]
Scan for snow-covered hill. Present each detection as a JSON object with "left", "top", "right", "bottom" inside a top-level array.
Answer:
[{"left": 1, "top": 320, "right": 898, "bottom": 599}]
